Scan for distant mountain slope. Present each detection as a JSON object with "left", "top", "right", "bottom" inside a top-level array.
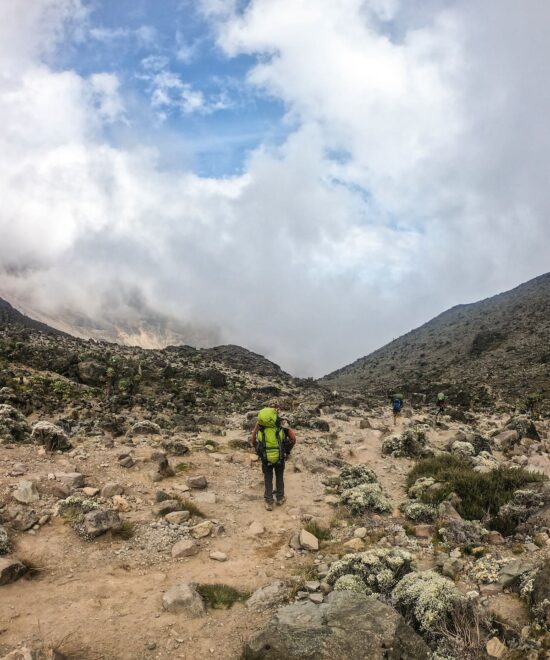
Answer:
[
  {"left": 0, "top": 297, "right": 66, "bottom": 336},
  {"left": 322, "top": 273, "right": 550, "bottom": 405}
]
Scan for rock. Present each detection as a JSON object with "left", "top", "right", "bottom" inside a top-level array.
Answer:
[
  {"left": 161, "top": 438, "right": 190, "bottom": 456},
  {"left": 299, "top": 529, "right": 319, "bottom": 551},
  {"left": 353, "top": 527, "right": 367, "bottom": 539},
  {"left": 487, "top": 530, "right": 505, "bottom": 545},
  {"left": 83, "top": 510, "right": 122, "bottom": 538},
  {"left": 308, "top": 593, "right": 324, "bottom": 604},
  {"left": 150, "top": 452, "right": 175, "bottom": 480},
  {"left": 494, "top": 430, "right": 520, "bottom": 452},
  {"left": 31, "top": 421, "right": 71, "bottom": 451},
  {"left": 531, "top": 561, "right": 550, "bottom": 625},
  {"left": 165, "top": 511, "right": 190, "bottom": 524},
  {"left": 488, "top": 594, "right": 529, "bottom": 634},
  {"left": 498, "top": 559, "right": 534, "bottom": 588},
  {"left": 305, "top": 581, "right": 321, "bottom": 592},
  {"left": 82, "top": 487, "right": 100, "bottom": 497},
  {"left": 343, "top": 538, "right": 364, "bottom": 552},
  {"left": 118, "top": 456, "right": 134, "bottom": 468},
  {"left": 10, "top": 509, "right": 39, "bottom": 531},
  {"left": 359, "top": 419, "right": 371, "bottom": 429},
  {"left": 187, "top": 475, "right": 208, "bottom": 489},
  {"left": 246, "top": 581, "right": 288, "bottom": 611},
  {"left": 13, "top": 480, "right": 39, "bottom": 505},
  {"left": 486, "top": 637, "right": 507, "bottom": 658},
  {"left": 190, "top": 520, "right": 213, "bottom": 539},
  {"left": 128, "top": 420, "right": 161, "bottom": 437},
  {"left": 209, "top": 551, "right": 227, "bottom": 562},
  {"left": 172, "top": 539, "right": 199, "bottom": 558},
  {"left": 153, "top": 500, "right": 182, "bottom": 517},
  {"left": 36, "top": 480, "right": 70, "bottom": 499},
  {"left": 112, "top": 495, "right": 130, "bottom": 511},
  {"left": 289, "top": 532, "right": 301, "bottom": 550},
  {"left": 54, "top": 472, "right": 84, "bottom": 489},
  {"left": 247, "top": 522, "right": 265, "bottom": 537},
  {"left": 0, "top": 557, "right": 28, "bottom": 586},
  {"left": 101, "top": 483, "right": 125, "bottom": 498},
  {"left": 162, "top": 582, "right": 205, "bottom": 616},
  {"left": 0, "top": 526, "right": 10, "bottom": 555},
  {"left": 243, "top": 590, "right": 430, "bottom": 659}
]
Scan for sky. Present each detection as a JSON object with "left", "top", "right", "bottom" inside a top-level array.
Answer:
[{"left": 0, "top": 0, "right": 549, "bottom": 376}]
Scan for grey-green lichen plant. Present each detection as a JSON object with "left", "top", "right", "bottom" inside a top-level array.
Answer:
[
  {"left": 339, "top": 482, "right": 392, "bottom": 515},
  {"left": 392, "top": 570, "right": 465, "bottom": 633},
  {"left": 382, "top": 425, "right": 429, "bottom": 458},
  {"left": 326, "top": 547, "right": 414, "bottom": 596},
  {"left": 400, "top": 501, "right": 438, "bottom": 523},
  {"left": 339, "top": 464, "right": 378, "bottom": 490}
]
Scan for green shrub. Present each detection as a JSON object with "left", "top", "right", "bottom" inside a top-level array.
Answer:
[
  {"left": 196, "top": 583, "right": 249, "bottom": 609},
  {"left": 304, "top": 520, "right": 331, "bottom": 541},
  {"left": 401, "top": 501, "right": 438, "bottom": 523},
  {"left": 382, "top": 425, "right": 428, "bottom": 458},
  {"left": 407, "top": 454, "right": 545, "bottom": 525},
  {"left": 340, "top": 483, "right": 392, "bottom": 515},
  {"left": 339, "top": 464, "right": 377, "bottom": 490}
]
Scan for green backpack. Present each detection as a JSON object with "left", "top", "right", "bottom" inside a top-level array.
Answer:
[{"left": 256, "top": 407, "right": 284, "bottom": 464}]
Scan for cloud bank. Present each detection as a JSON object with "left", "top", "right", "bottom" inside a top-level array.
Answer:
[{"left": 0, "top": 0, "right": 549, "bottom": 375}]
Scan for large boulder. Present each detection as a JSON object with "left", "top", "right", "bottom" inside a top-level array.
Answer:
[
  {"left": 31, "top": 422, "right": 71, "bottom": 451},
  {"left": 242, "top": 591, "right": 429, "bottom": 659},
  {"left": 82, "top": 510, "right": 122, "bottom": 538},
  {"left": 162, "top": 582, "right": 205, "bottom": 616}
]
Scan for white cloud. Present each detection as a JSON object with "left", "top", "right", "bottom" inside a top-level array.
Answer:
[{"left": 0, "top": 0, "right": 549, "bottom": 376}]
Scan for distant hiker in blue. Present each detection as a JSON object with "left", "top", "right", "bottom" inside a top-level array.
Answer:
[{"left": 390, "top": 393, "right": 403, "bottom": 426}]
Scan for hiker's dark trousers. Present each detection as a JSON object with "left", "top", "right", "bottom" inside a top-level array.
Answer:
[{"left": 262, "top": 460, "right": 285, "bottom": 503}]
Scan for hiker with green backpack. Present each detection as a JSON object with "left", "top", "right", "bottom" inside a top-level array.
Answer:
[{"left": 250, "top": 406, "right": 297, "bottom": 511}]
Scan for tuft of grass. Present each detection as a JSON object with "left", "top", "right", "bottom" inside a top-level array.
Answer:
[
  {"left": 175, "top": 462, "right": 190, "bottom": 472},
  {"left": 111, "top": 521, "right": 135, "bottom": 540},
  {"left": 196, "top": 583, "right": 249, "bottom": 609},
  {"left": 19, "top": 556, "right": 45, "bottom": 580},
  {"left": 408, "top": 454, "right": 546, "bottom": 525},
  {"left": 178, "top": 498, "right": 205, "bottom": 518},
  {"left": 304, "top": 520, "right": 331, "bottom": 541}
]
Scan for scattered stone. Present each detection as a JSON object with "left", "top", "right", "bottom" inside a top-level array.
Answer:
[
  {"left": 162, "top": 582, "right": 205, "bottom": 616},
  {"left": 172, "top": 540, "right": 199, "bottom": 558},
  {"left": 13, "top": 480, "right": 39, "bottom": 505},
  {"left": 187, "top": 475, "right": 208, "bottom": 489},
  {"left": 247, "top": 521, "right": 265, "bottom": 537},
  {"left": 101, "top": 483, "right": 125, "bottom": 498},
  {"left": 153, "top": 500, "right": 182, "bottom": 517},
  {"left": 0, "top": 557, "right": 28, "bottom": 586},
  {"left": 209, "top": 551, "right": 227, "bottom": 562},
  {"left": 354, "top": 527, "right": 367, "bottom": 539},
  {"left": 165, "top": 511, "right": 191, "bottom": 524},
  {"left": 299, "top": 529, "right": 319, "bottom": 551},
  {"left": 305, "top": 581, "right": 321, "bottom": 592},
  {"left": 486, "top": 637, "right": 507, "bottom": 658},
  {"left": 118, "top": 456, "right": 134, "bottom": 468},
  {"left": 487, "top": 531, "right": 505, "bottom": 545},
  {"left": 54, "top": 472, "right": 84, "bottom": 489},
  {"left": 190, "top": 520, "right": 213, "bottom": 539},
  {"left": 83, "top": 510, "right": 122, "bottom": 538},
  {"left": 31, "top": 421, "right": 71, "bottom": 451},
  {"left": 112, "top": 495, "right": 130, "bottom": 511},
  {"left": 308, "top": 593, "right": 324, "bottom": 604},
  {"left": 82, "top": 487, "right": 100, "bottom": 497},
  {"left": 246, "top": 581, "right": 287, "bottom": 611}
]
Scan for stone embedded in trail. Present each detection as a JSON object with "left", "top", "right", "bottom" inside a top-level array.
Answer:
[
  {"left": 12, "top": 480, "right": 39, "bottom": 505},
  {"left": 172, "top": 539, "right": 199, "bottom": 558},
  {"left": 83, "top": 487, "right": 100, "bottom": 497},
  {"left": 299, "top": 529, "right": 319, "bottom": 551},
  {"left": 209, "top": 551, "right": 227, "bottom": 562},
  {"left": 0, "top": 557, "right": 28, "bottom": 586},
  {"left": 343, "top": 538, "right": 364, "bottom": 552},
  {"left": 187, "top": 475, "right": 208, "bottom": 489},
  {"left": 118, "top": 455, "right": 134, "bottom": 468},
  {"left": 242, "top": 590, "right": 429, "bottom": 659},
  {"left": 150, "top": 452, "right": 175, "bottom": 481},
  {"left": 165, "top": 511, "right": 190, "bottom": 524},
  {"left": 153, "top": 500, "right": 182, "bottom": 517},
  {"left": 162, "top": 582, "right": 205, "bottom": 616},
  {"left": 83, "top": 510, "right": 122, "bottom": 538},
  {"left": 190, "top": 520, "right": 213, "bottom": 539},
  {"left": 246, "top": 581, "right": 288, "bottom": 611},
  {"left": 31, "top": 421, "right": 71, "bottom": 451},
  {"left": 247, "top": 521, "right": 265, "bottom": 537},
  {"left": 308, "top": 593, "right": 324, "bottom": 604}
]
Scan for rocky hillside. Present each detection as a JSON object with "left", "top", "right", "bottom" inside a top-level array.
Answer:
[
  {"left": 0, "top": 297, "right": 66, "bottom": 337},
  {"left": 323, "top": 272, "right": 550, "bottom": 408}
]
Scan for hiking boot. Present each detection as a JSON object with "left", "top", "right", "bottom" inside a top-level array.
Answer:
[
  {"left": 276, "top": 496, "right": 286, "bottom": 506},
  {"left": 264, "top": 501, "right": 273, "bottom": 511}
]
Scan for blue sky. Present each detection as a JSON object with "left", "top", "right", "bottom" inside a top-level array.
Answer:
[{"left": 55, "top": 0, "right": 287, "bottom": 177}]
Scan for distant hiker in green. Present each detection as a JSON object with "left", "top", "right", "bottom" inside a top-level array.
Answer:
[
  {"left": 390, "top": 393, "right": 403, "bottom": 426},
  {"left": 436, "top": 392, "right": 447, "bottom": 421},
  {"left": 250, "top": 406, "right": 297, "bottom": 511}
]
